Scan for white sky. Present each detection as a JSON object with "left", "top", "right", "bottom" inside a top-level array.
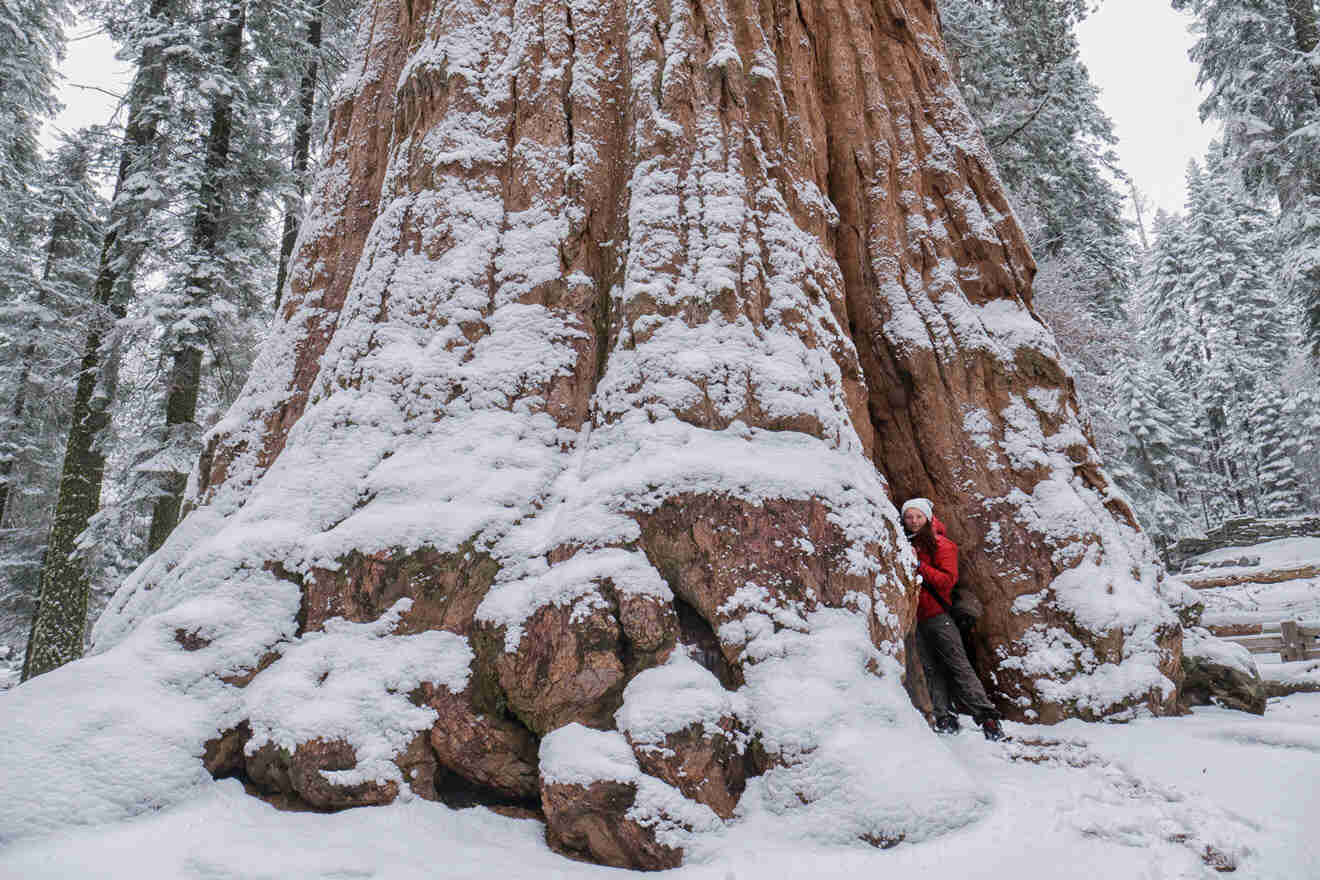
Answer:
[
  {"left": 1076, "top": 0, "right": 1221, "bottom": 217},
  {"left": 43, "top": 27, "right": 130, "bottom": 150},
  {"left": 50, "top": 4, "right": 1216, "bottom": 218}
]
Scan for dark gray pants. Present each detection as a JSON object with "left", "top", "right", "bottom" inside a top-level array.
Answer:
[{"left": 916, "top": 612, "right": 996, "bottom": 721}]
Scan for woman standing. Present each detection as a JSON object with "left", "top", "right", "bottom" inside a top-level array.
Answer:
[{"left": 901, "top": 497, "right": 1004, "bottom": 741}]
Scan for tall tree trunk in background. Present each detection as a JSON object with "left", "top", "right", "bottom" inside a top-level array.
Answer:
[
  {"left": 1129, "top": 182, "right": 1150, "bottom": 252},
  {"left": 0, "top": 203, "right": 80, "bottom": 527},
  {"left": 1283, "top": 0, "right": 1320, "bottom": 356},
  {"left": 146, "top": 0, "right": 247, "bottom": 553},
  {"left": 0, "top": 204, "right": 42, "bottom": 531},
  {"left": 21, "top": 0, "right": 173, "bottom": 682},
  {"left": 1285, "top": 0, "right": 1320, "bottom": 107},
  {"left": 273, "top": 0, "right": 324, "bottom": 312},
  {"left": 0, "top": 412, "right": 20, "bottom": 527}
]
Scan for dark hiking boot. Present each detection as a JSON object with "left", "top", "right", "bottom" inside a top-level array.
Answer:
[
  {"left": 934, "top": 714, "right": 960, "bottom": 735},
  {"left": 979, "top": 717, "right": 1005, "bottom": 742}
]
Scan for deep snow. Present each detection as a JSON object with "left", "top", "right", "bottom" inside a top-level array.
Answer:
[
  {"left": 1186, "top": 537, "right": 1320, "bottom": 577},
  {"left": 2, "top": 540, "right": 1315, "bottom": 875},
  {"left": 3, "top": 694, "right": 1317, "bottom": 879},
  {"left": 1189, "top": 537, "right": 1320, "bottom": 688},
  {"left": 1185, "top": 534, "right": 1320, "bottom": 704}
]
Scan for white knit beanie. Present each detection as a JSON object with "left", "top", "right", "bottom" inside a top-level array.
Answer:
[{"left": 900, "top": 497, "right": 933, "bottom": 521}]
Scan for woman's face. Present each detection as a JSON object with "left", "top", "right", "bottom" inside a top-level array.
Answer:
[{"left": 903, "top": 508, "right": 928, "bottom": 532}]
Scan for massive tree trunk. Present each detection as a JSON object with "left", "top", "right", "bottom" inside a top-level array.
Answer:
[
  {"left": 146, "top": 0, "right": 248, "bottom": 553},
  {"left": 21, "top": 0, "right": 173, "bottom": 681},
  {"left": 88, "top": 0, "right": 1179, "bottom": 866}
]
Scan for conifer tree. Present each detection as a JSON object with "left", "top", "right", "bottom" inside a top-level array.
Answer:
[
  {"left": 0, "top": 135, "right": 104, "bottom": 527},
  {"left": 942, "top": 0, "right": 1133, "bottom": 320},
  {"left": 0, "top": 135, "right": 104, "bottom": 681},
  {"left": 1281, "top": 377, "right": 1319, "bottom": 507},
  {"left": 0, "top": 0, "right": 71, "bottom": 520},
  {"left": 146, "top": 0, "right": 249, "bottom": 552},
  {"left": 273, "top": 0, "right": 327, "bottom": 311},
  {"left": 129, "top": 0, "right": 360, "bottom": 553},
  {"left": 1118, "top": 357, "right": 1205, "bottom": 536},
  {"left": 1250, "top": 386, "right": 1305, "bottom": 515},
  {"left": 1137, "top": 148, "right": 1303, "bottom": 527},
  {"left": 0, "top": 0, "right": 68, "bottom": 201},
  {"left": 1175, "top": 0, "right": 1320, "bottom": 358},
  {"left": 22, "top": 0, "right": 179, "bottom": 681}
]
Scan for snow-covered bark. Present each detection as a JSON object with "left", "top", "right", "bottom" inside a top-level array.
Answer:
[{"left": 3, "top": 0, "right": 1181, "bottom": 864}]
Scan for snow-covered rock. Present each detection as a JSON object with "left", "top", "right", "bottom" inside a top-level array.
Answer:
[{"left": 1180, "top": 626, "right": 1266, "bottom": 715}]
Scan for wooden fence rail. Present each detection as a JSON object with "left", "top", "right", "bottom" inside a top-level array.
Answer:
[{"left": 1221, "top": 621, "right": 1320, "bottom": 662}]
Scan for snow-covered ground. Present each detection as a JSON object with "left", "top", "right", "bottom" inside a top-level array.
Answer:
[
  {"left": 1262, "top": 658, "right": 1320, "bottom": 693},
  {"left": 1193, "top": 537, "right": 1320, "bottom": 631},
  {"left": 1186, "top": 536, "right": 1320, "bottom": 575},
  {"left": 1185, "top": 534, "right": 1320, "bottom": 698},
  {"left": 3, "top": 693, "right": 1317, "bottom": 879},
  {"left": 4, "top": 535, "right": 1316, "bottom": 877}
]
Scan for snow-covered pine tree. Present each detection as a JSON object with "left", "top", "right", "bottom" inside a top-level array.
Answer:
[
  {"left": 144, "top": 0, "right": 250, "bottom": 552},
  {"left": 0, "top": 0, "right": 75, "bottom": 684},
  {"left": 0, "top": 134, "right": 106, "bottom": 519},
  {"left": 0, "top": 0, "right": 68, "bottom": 199},
  {"left": 1140, "top": 206, "right": 1225, "bottom": 526},
  {"left": 0, "top": 134, "right": 105, "bottom": 684},
  {"left": 1249, "top": 385, "right": 1306, "bottom": 515},
  {"left": 0, "top": 205, "right": 45, "bottom": 530},
  {"left": 123, "top": 0, "right": 361, "bottom": 553},
  {"left": 1117, "top": 357, "right": 1206, "bottom": 539},
  {"left": 941, "top": 0, "right": 1133, "bottom": 322},
  {"left": 249, "top": 0, "right": 362, "bottom": 310},
  {"left": 1137, "top": 148, "right": 1302, "bottom": 527},
  {"left": 0, "top": 0, "right": 71, "bottom": 522},
  {"left": 1175, "top": 0, "right": 1320, "bottom": 358},
  {"left": 21, "top": 0, "right": 180, "bottom": 681},
  {"left": 272, "top": 0, "right": 325, "bottom": 311},
  {"left": 1280, "top": 369, "right": 1319, "bottom": 507},
  {"left": 1143, "top": 209, "right": 1198, "bottom": 384},
  {"left": 1189, "top": 151, "right": 1294, "bottom": 513}
]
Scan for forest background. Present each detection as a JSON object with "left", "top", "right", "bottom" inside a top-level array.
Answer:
[{"left": 1, "top": 0, "right": 1317, "bottom": 685}]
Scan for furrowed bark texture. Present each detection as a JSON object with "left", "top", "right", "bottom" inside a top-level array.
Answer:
[{"left": 93, "top": 0, "right": 1182, "bottom": 867}]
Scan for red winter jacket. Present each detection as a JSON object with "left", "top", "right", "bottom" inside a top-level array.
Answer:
[{"left": 912, "top": 517, "right": 958, "bottom": 621}]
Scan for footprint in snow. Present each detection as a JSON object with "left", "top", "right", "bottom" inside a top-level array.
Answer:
[{"left": 997, "top": 737, "right": 1256, "bottom": 874}]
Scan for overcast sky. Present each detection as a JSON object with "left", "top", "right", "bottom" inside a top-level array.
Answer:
[
  {"left": 51, "top": 2, "right": 1217, "bottom": 217},
  {"left": 1076, "top": 0, "right": 1221, "bottom": 217},
  {"left": 46, "top": 27, "right": 128, "bottom": 148}
]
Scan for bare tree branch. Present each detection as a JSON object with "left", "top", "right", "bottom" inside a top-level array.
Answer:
[
  {"left": 990, "top": 88, "right": 1054, "bottom": 148},
  {"left": 65, "top": 82, "right": 126, "bottom": 102}
]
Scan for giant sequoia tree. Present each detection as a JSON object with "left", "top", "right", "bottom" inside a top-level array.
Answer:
[{"left": 5, "top": 0, "right": 1182, "bottom": 867}]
